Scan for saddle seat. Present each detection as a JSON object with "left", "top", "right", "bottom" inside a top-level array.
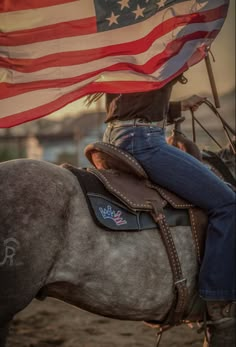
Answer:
[
  {"left": 85, "top": 142, "right": 199, "bottom": 213},
  {"left": 85, "top": 141, "right": 148, "bottom": 179}
]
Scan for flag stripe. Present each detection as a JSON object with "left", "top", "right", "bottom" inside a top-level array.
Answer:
[
  {"left": 0, "top": 4, "right": 227, "bottom": 48},
  {"left": 0, "top": 19, "right": 223, "bottom": 75},
  {"left": 0, "top": 14, "right": 225, "bottom": 73},
  {"left": 0, "top": 0, "right": 229, "bottom": 127},
  {"left": 0, "top": 36, "right": 212, "bottom": 103},
  {"left": 0, "top": 29, "right": 220, "bottom": 95},
  {"left": 0, "top": 0, "right": 95, "bottom": 33},
  {"left": 0, "top": 17, "right": 97, "bottom": 47},
  {"left": 0, "top": 58, "right": 195, "bottom": 128},
  {"left": 0, "top": 38, "right": 212, "bottom": 118},
  {"left": 1, "top": 14, "right": 187, "bottom": 60},
  {"left": 0, "top": 0, "right": 77, "bottom": 13}
]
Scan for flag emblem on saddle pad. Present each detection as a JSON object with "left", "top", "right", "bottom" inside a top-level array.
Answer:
[
  {"left": 0, "top": 0, "right": 229, "bottom": 127},
  {"left": 99, "top": 205, "right": 127, "bottom": 226}
]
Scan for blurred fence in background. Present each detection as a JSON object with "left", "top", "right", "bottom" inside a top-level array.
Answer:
[{"left": 0, "top": 111, "right": 105, "bottom": 167}]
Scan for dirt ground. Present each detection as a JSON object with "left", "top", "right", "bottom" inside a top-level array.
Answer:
[{"left": 7, "top": 298, "right": 205, "bottom": 347}]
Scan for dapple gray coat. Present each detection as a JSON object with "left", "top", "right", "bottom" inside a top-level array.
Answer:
[{"left": 0, "top": 159, "right": 209, "bottom": 346}]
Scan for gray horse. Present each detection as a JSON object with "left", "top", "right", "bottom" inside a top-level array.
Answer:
[{"left": 0, "top": 158, "right": 205, "bottom": 347}]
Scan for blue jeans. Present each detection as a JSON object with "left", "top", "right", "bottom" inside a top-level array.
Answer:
[{"left": 103, "top": 123, "right": 236, "bottom": 300}]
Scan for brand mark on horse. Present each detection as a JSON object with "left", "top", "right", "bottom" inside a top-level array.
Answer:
[{"left": 0, "top": 238, "right": 23, "bottom": 267}]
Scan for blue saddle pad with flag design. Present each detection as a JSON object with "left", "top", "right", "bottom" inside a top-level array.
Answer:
[{"left": 65, "top": 165, "right": 190, "bottom": 231}]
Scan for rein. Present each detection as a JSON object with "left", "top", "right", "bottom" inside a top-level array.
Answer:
[{"left": 190, "top": 100, "right": 236, "bottom": 155}]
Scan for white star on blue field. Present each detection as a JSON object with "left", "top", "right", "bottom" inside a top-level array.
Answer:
[{"left": 94, "top": 0, "right": 189, "bottom": 31}]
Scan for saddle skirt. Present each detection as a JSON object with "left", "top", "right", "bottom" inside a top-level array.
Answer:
[
  {"left": 62, "top": 141, "right": 208, "bottom": 263},
  {"left": 62, "top": 141, "right": 208, "bottom": 325}
]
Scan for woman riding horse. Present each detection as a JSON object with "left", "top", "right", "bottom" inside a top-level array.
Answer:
[{"left": 86, "top": 76, "right": 236, "bottom": 346}]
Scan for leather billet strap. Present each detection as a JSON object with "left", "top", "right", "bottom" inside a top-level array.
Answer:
[
  {"left": 87, "top": 167, "right": 189, "bottom": 324},
  {"left": 189, "top": 207, "right": 208, "bottom": 264},
  {"left": 151, "top": 207, "right": 189, "bottom": 324}
]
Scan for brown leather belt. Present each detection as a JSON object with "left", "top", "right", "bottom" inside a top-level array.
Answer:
[{"left": 108, "top": 118, "right": 165, "bottom": 128}]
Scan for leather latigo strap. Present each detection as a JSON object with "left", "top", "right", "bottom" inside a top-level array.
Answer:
[
  {"left": 151, "top": 207, "right": 188, "bottom": 324},
  {"left": 189, "top": 207, "right": 208, "bottom": 263},
  {"left": 150, "top": 183, "right": 207, "bottom": 267}
]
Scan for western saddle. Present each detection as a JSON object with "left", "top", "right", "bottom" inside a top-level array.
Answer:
[{"left": 84, "top": 141, "right": 208, "bottom": 326}]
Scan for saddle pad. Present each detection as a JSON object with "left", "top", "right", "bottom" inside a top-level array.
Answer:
[{"left": 65, "top": 165, "right": 190, "bottom": 231}]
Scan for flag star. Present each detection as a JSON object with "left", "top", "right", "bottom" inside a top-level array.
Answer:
[
  {"left": 193, "top": 0, "right": 208, "bottom": 10},
  {"left": 132, "top": 5, "right": 145, "bottom": 19},
  {"left": 106, "top": 12, "right": 120, "bottom": 26},
  {"left": 157, "top": 0, "right": 167, "bottom": 9},
  {"left": 117, "top": 0, "right": 130, "bottom": 10}
]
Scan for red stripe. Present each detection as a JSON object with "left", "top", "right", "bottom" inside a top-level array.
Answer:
[
  {"left": 0, "top": 7, "right": 224, "bottom": 72},
  {"left": 0, "top": 31, "right": 218, "bottom": 100},
  {"left": 0, "top": 17, "right": 97, "bottom": 47},
  {"left": 0, "top": 0, "right": 77, "bottom": 13},
  {"left": 0, "top": 62, "right": 195, "bottom": 128},
  {"left": 0, "top": 5, "right": 227, "bottom": 46}
]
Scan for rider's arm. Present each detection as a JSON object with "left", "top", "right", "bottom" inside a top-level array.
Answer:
[
  {"left": 167, "top": 101, "right": 182, "bottom": 124},
  {"left": 181, "top": 95, "right": 207, "bottom": 111},
  {"left": 167, "top": 95, "right": 206, "bottom": 124}
]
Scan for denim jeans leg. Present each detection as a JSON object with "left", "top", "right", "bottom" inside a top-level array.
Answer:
[{"left": 104, "top": 125, "right": 236, "bottom": 300}]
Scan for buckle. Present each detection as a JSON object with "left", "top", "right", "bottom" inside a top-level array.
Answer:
[
  {"left": 134, "top": 119, "right": 148, "bottom": 125},
  {"left": 175, "top": 278, "right": 187, "bottom": 285}
]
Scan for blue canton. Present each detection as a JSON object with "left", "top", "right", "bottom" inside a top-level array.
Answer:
[{"left": 94, "top": 0, "right": 189, "bottom": 32}]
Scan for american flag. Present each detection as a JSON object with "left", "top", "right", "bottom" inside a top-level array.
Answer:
[{"left": 0, "top": 0, "right": 229, "bottom": 127}]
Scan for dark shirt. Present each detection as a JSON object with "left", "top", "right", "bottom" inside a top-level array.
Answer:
[{"left": 105, "top": 78, "right": 181, "bottom": 124}]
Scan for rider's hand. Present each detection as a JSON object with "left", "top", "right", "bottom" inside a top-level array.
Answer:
[{"left": 181, "top": 95, "right": 207, "bottom": 112}]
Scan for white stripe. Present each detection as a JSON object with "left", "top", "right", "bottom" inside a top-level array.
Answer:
[
  {"left": 0, "top": 19, "right": 223, "bottom": 84},
  {"left": 0, "top": 76, "right": 96, "bottom": 118},
  {"left": 0, "top": 0, "right": 95, "bottom": 33},
  {"left": 0, "top": 9, "right": 224, "bottom": 61},
  {"left": 0, "top": 13, "right": 162, "bottom": 59},
  {"left": 0, "top": 39, "right": 211, "bottom": 118},
  {"left": 0, "top": 7, "right": 172, "bottom": 59},
  {"left": 100, "top": 40, "right": 210, "bottom": 82}
]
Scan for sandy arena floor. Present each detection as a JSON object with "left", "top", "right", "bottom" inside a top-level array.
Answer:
[{"left": 7, "top": 298, "right": 205, "bottom": 347}]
